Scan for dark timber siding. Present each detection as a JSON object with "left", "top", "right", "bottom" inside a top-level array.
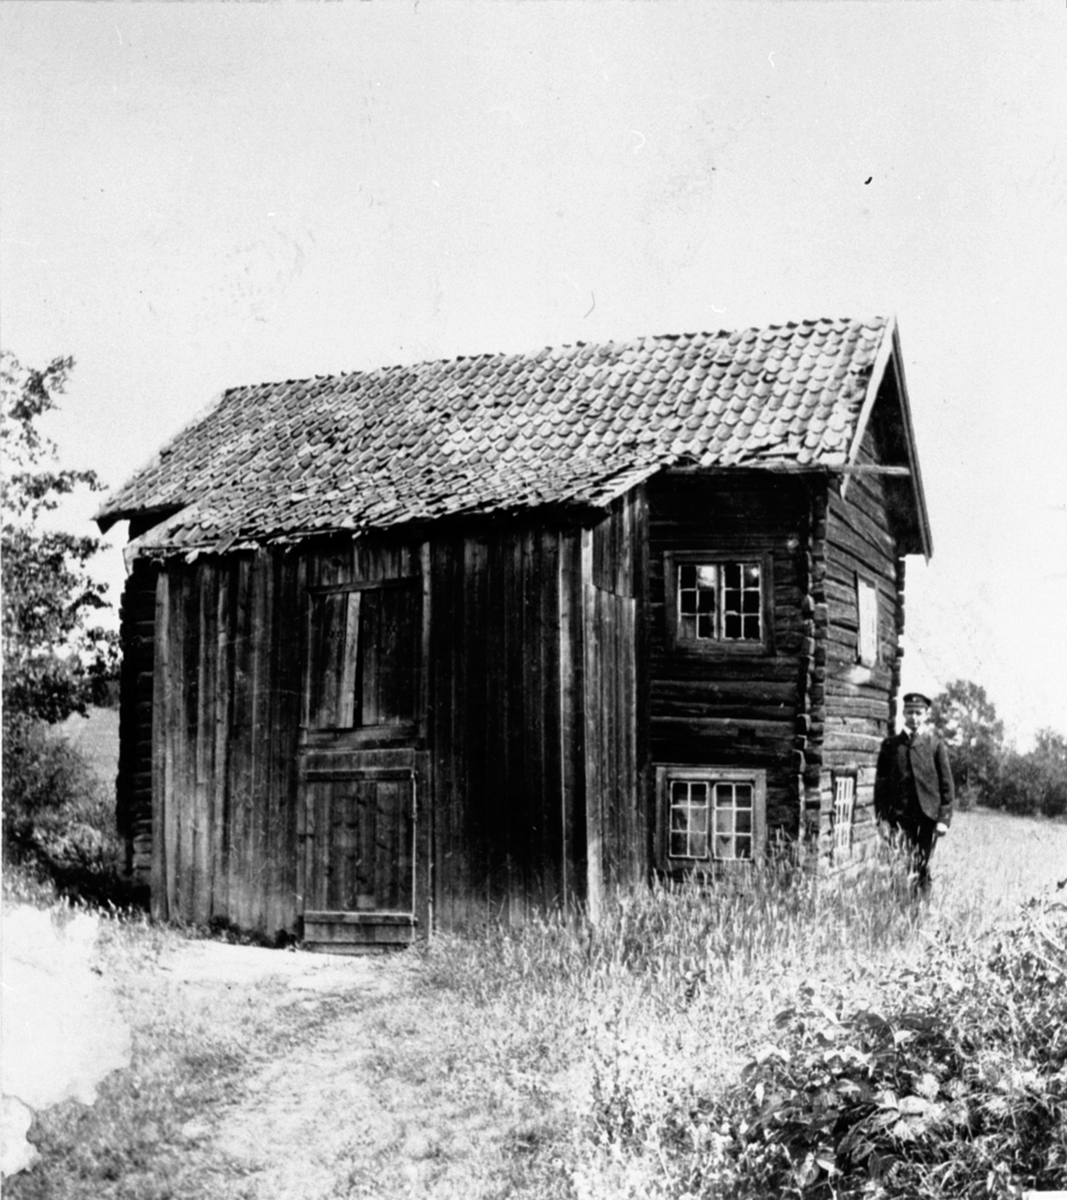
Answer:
[
  {"left": 148, "top": 548, "right": 306, "bottom": 934},
  {"left": 116, "top": 563, "right": 159, "bottom": 884},
  {"left": 820, "top": 421, "right": 903, "bottom": 859},
  {"left": 646, "top": 472, "right": 809, "bottom": 845},
  {"left": 583, "top": 490, "right": 648, "bottom": 911},
  {"left": 428, "top": 522, "right": 579, "bottom": 927},
  {"left": 124, "top": 495, "right": 648, "bottom": 939}
]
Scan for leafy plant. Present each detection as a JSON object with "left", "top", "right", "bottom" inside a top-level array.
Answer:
[
  {"left": 2, "top": 350, "right": 126, "bottom": 898},
  {"left": 714, "top": 892, "right": 1067, "bottom": 1198},
  {"left": 929, "top": 680, "right": 1005, "bottom": 808},
  {"left": 1, "top": 350, "right": 117, "bottom": 726},
  {"left": 999, "top": 731, "right": 1067, "bottom": 818}
]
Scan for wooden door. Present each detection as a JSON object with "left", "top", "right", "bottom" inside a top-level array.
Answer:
[
  {"left": 300, "top": 575, "right": 428, "bottom": 950},
  {"left": 303, "top": 764, "right": 421, "bottom": 949}
]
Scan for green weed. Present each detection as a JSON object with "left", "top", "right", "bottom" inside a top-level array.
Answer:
[{"left": 416, "top": 811, "right": 1067, "bottom": 1199}]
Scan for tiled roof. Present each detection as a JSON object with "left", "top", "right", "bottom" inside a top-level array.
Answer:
[{"left": 98, "top": 316, "right": 893, "bottom": 552}]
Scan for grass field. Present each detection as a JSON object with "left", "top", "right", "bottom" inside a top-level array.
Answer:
[
  {"left": 5, "top": 711, "right": 1065, "bottom": 1198},
  {"left": 58, "top": 706, "right": 120, "bottom": 787}
]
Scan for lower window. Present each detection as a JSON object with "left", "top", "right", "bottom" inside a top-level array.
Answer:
[
  {"left": 657, "top": 766, "right": 767, "bottom": 867},
  {"left": 832, "top": 772, "right": 856, "bottom": 859}
]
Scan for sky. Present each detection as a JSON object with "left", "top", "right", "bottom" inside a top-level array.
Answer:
[{"left": 2, "top": 2, "right": 1065, "bottom": 746}]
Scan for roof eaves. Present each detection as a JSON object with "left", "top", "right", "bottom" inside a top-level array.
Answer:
[
  {"left": 842, "top": 316, "right": 933, "bottom": 560},
  {"left": 842, "top": 316, "right": 896, "bottom": 491},
  {"left": 94, "top": 389, "right": 230, "bottom": 531},
  {"left": 887, "top": 322, "right": 934, "bottom": 559}
]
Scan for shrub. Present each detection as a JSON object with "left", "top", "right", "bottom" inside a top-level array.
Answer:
[
  {"left": 998, "top": 736, "right": 1067, "bottom": 819},
  {"left": 2, "top": 714, "right": 136, "bottom": 907},
  {"left": 561, "top": 855, "right": 1067, "bottom": 1200},
  {"left": 708, "top": 892, "right": 1067, "bottom": 1198}
]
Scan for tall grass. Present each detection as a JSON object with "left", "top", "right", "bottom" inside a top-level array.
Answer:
[
  {"left": 6, "top": 809, "right": 1063, "bottom": 1198},
  {"left": 415, "top": 810, "right": 1067, "bottom": 1198}
]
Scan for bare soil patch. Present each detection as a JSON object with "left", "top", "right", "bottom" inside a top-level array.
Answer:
[{"left": 139, "top": 938, "right": 572, "bottom": 1200}]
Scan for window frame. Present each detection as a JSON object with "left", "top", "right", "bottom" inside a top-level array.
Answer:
[
  {"left": 664, "top": 552, "right": 774, "bottom": 656},
  {"left": 303, "top": 575, "right": 422, "bottom": 746},
  {"left": 655, "top": 765, "right": 768, "bottom": 872},
  {"left": 856, "top": 575, "right": 879, "bottom": 668},
  {"left": 831, "top": 769, "right": 857, "bottom": 861}
]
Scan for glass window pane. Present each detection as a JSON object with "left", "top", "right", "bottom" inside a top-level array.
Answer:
[
  {"left": 697, "top": 588, "right": 716, "bottom": 613},
  {"left": 670, "top": 774, "right": 759, "bottom": 863},
  {"left": 679, "top": 564, "right": 696, "bottom": 588},
  {"left": 743, "top": 616, "right": 760, "bottom": 639},
  {"left": 695, "top": 614, "right": 713, "bottom": 638},
  {"left": 742, "top": 591, "right": 760, "bottom": 613},
  {"left": 744, "top": 564, "right": 761, "bottom": 586},
  {"left": 680, "top": 615, "right": 696, "bottom": 640},
  {"left": 724, "top": 562, "right": 740, "bottom": 588},
  {"left": 696, "top": 565, "right": 718, "bottom": 588},
  {"left": 724, "top": 613, "right": 741, "bottom": 639},
  {"left": 679, "top": 589, "right": 697, "bottom": 615}
]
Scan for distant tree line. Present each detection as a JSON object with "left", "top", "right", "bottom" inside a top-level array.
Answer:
[{"left": 929, "top": 679, "right": 1067, "bottom": 818}]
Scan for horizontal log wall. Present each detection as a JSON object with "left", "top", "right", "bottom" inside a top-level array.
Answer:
[
  {"left": 646, "top": 472, "right": 809, "bottom": 845},
  {"left": 116, "top": 563, "right": 160, "bottom": 884},
  {"left": 818, "top": 415, "right": 904, "bottom": 863}
]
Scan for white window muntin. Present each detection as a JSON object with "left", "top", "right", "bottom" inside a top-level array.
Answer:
[
  {"left": 659, "top": 766, "right": 767, "bottom": 866},
  {"left": 678, "top": 560, "right": 763, "bottom": 643},
  {"left": 832, "top": 774, "right": 856, "bottom": 858}
]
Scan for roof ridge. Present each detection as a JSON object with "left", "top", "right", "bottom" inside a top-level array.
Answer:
[{"left": 220, "top": 315, "right": 889, "bottom": 396}]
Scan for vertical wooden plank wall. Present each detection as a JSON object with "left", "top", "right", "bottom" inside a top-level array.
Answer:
[
  {"left": 427, "top": 521, "right": 582, "bottom": 927},
  {"left": 583, "top": 490, "right": 647, "bottom": 907},
  {"left": 151, "top": 547, "right": 306, "bottom": 937},
  {"left": 144, "top": 508, "right": 644, "bottom": 937}
]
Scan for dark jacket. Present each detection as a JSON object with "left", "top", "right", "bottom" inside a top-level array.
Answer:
[{"left": 875, "top": 730, "right": 955, "bottom": 826}]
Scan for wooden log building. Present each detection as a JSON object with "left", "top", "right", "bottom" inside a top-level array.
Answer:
[{"left": 97, "top": 316, "right": 933, "bottom": 949}]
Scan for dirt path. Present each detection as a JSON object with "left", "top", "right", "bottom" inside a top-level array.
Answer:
[{"left": 154, "top": 941, "right": 571, "bottom": 1200}]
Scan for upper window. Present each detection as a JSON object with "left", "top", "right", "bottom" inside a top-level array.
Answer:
[
  {"left": 306, "top": 581, "right": 420, "bottom": 733},
  {"left": 657, "top": 766, "right": 767, "bottom": 867},
  {"left": 678, "top": 561, "right": 762, "bottom": 642},
  {"left": 856, "top": 577, "right": 878, "bottom": 667}
]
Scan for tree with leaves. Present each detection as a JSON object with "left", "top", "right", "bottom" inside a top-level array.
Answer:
[
  {"left": 928, "top": 679, "right": 1005, "bottom": 808},
  {"left": 1001, "top": 728, "right": 1067, "bottom": 818},
  {"left": 2, "top": 351, "right": 120, "bottom": 867},
  {"left": 2, "top": 351, "right": 118, "bottom": 724}
]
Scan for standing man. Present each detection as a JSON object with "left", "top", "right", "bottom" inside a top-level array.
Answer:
[{"left": 875, "top": 692, "right": 955, "bottom": 895}]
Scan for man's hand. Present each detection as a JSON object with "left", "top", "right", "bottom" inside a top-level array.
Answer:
[{"left": 935, "top": 822, "right": 949, "bottom": 837}]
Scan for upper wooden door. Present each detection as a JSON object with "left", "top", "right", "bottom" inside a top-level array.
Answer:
[{"left": 304, "top": 578, "right": 422, "bottom": 745}]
